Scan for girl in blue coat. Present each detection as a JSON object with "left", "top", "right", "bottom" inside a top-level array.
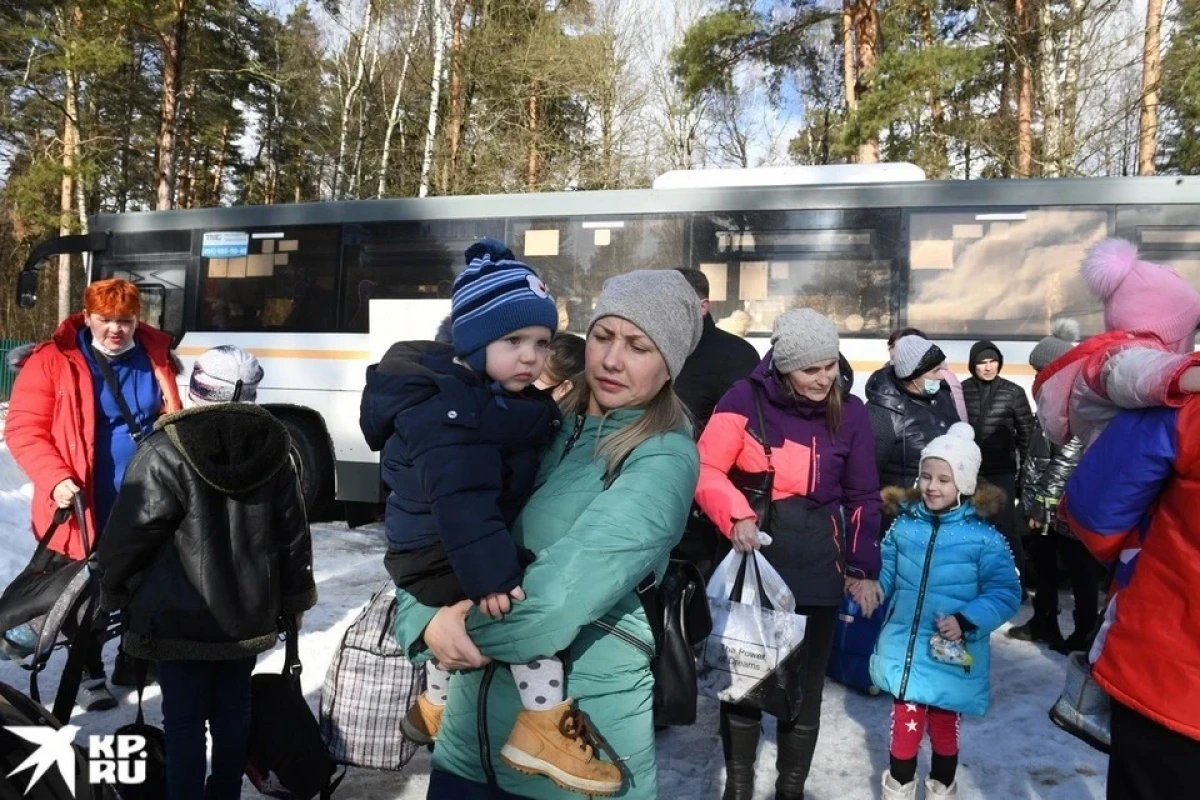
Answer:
[{"left": 868, "top": 423, "right": 1021, "bottom": 799}]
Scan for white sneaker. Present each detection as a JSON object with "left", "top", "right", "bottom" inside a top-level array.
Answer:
[
  {"left": 925, "top": 777, "right": 959, "bottom": 797},
  {"left": 76, "top": 678, "right": 117, "bottom": 712},
  {"left": 881, "top": 771, "right": 917, "bottom": 799}
]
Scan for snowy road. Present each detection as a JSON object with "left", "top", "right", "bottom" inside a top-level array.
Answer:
[{"left": 0, "top": 409, "right": 1107, "bottom": 798}]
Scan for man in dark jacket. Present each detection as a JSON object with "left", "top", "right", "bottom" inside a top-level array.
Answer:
[
  {"left": 672, "top": 269, "right": 761, "bottom": 577},
  {"left": 673, "top": 268, "right": 761, "bottom": 430},
  {"left": 99, "top": 346, "right": 317, "bottom": 800},
  {"left": 962, "top": 340, "right": 1035, "bottom": 573}
]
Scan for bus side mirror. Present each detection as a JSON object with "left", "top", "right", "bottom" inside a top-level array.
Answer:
[{"left": 16, "top": 271, "right": 38, "bottom": 309}]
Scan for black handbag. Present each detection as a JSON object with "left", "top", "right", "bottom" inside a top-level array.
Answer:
[
  {"left": 636, "top": 560, "right": 713, "bottom": 727},
  {"left": 112, "top": 661, "right": 167, "bottom": 800},
  {"left": 0, "top": 497, "right": 91, "bottom": 635},
  {"left": 246, "top": 617, "right": 344, "bottom": 799},
  {"left": 725, "top": 554, "right": 806, "bottom": 723}
]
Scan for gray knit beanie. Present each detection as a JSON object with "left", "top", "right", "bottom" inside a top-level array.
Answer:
[
  {"left": 588, "top": 270, "right": 703, "bottom": 380},
  {"left": 771, "top": 309, "right": 839, "bottom": 374},
  {"left": 893, "top": 335, "right": 945, "bottom": 381},
  {"left": 1029, "top": 319, "right": 1080, "bottom": 371}
]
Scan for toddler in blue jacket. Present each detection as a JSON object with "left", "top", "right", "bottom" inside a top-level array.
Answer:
[
  {"left": 867, "top": 423, "right": 1022, "bottom": 799},
  {"left": 359, "top": 240, "right": 621, "bottom": 794}
]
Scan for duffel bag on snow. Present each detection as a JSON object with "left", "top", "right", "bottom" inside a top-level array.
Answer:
[
  {"left": 826, "top": 593, "right": 887, "bottom": 695},
  {"left": 246, "top": 617, "right": 343, "bottom": 799},
  {"left": 319, "top": 581, "right": 424, "bottom": 770}
]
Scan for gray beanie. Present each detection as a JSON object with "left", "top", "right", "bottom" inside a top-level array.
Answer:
[
  {"left": 589, "top": 270, "right": 703, "bottom": 380},
  {"left": 189, "top": 345, "right": 264, "bottom": 404},
  {"left": 771, "top": 309, "right": 839, "bottom": 373},
  {"left": 893, "top": 335, "right": 945, "bottom": 381},
  {"left": 1029, "top": 318, "right": 1080, "bottom": 371}
]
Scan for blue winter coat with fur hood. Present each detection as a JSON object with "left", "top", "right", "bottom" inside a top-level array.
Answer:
[{"left": 869, "top": 484, "right": 1021, "bottom": 716}]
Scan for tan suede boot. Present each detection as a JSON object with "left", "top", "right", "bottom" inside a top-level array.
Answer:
[
  {"left": 399, "top": 694, "right": 444, "bottom": 745},
  {"left": 499, "top": 700, "right": 624, "bottom": 796}
]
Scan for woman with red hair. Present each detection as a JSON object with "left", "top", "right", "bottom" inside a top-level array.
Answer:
[{"left": 5, "top": 278, "right": 182, "bottom": 711}]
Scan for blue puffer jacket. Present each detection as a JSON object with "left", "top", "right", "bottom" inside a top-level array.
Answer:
[
  {"left": 359, "top": 341, "right": 561, "bottom": 599},
  {"left": 869, "top": 485, "right": 1021, "bottom": 716}
]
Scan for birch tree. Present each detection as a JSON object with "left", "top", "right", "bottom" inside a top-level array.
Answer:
[
  {"left": 378, "top": 0, "right": 426, "bottom": 197},
  {"left": 419, "top": 0, "right": 447, "bottom": 197}
]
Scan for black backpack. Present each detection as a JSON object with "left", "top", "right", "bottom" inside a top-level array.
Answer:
[
  {"left": 246, "top": 618, "right": 344, "bottom": 799},
  {"left": 636, "top": 560, "right": 713, "bottom": 727}
]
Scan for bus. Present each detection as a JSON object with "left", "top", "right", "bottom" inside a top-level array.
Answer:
[{"left": 16, "top": 167, "right": 1200, "bottom": 515}]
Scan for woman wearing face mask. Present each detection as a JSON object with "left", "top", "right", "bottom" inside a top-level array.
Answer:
[
  {"left": 5, "top": 278, "right": 182, "bottom": 710},
  {"left": 533, "top": 332, "right": 585, "bottom": 402},
  {"left": 866, "top": 335, "right": 961, "bottom": 494},
  {"left": 695, "top": 309, "right": 882, "bottom": 800}
]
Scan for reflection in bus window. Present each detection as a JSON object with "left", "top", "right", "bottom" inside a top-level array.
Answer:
[
  {"left": 694, "top": 209, "right": 900, "bottom": 335},
  {"left": 340, "top": 220, "right": 504, "bottom": 332},
  {"left": 906, "top": 208, "right": 1111, "bottom": 337},
  {"left": 509, "top": 215, "right": 689, "bottom": 334},
  {"left": 198, "top": 226, "right": 340, "bottom": 332},
  {"left": 1124, "top": 205, "right": 1200, "bottom": 301}
]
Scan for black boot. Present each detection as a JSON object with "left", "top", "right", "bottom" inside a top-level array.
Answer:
[
  {"left": 1007, "top": 613, "right": 1063, "bottom": 646},
  {"left": 774, "top": 722, "right": 819, "bottom": 800},
  {"left": 719, "top": 705, "right": 760, "bottom": 800}
]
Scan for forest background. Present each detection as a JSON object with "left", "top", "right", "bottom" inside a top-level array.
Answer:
[{"left": 1, "top": 0, "right": 1196, "bottom": 339}]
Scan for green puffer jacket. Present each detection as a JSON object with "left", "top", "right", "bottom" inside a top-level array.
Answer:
[{"left": 393, "top": 408, "right": 699, "bottom": 799}]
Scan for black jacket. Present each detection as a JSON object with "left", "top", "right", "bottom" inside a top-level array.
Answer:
[
  {"left": 1020, "top": 423, "right": 1083, "bottom": 533},
  {"left": 358, "top": 341, "right": 560, "bottom": 600},
  {"left": 962, "top": 340, "right": 1035, "bottom": 476},
  {"left": 98, "top": 404, "right": 317, "bottom": 661},
  {"left": 866, "top": 366, "right": 960, "bottom": 488},
  {"left": 674, "top": 315, "right": 760, "bottom": 431}
]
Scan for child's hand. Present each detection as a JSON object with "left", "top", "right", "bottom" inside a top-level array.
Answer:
[
  {"left": 1180, "top": 365, "right": 1200, "bottom": 394},
  {"left": 479, "top": 592, "right": 512, "bottom": 619},
  {"left": 937, "top": 615, "right": 963, "bottom": 642}
]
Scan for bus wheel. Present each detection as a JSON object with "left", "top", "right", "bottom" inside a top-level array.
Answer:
[{"left": 278, "top": 414, "right": 334, "bottom": 520}]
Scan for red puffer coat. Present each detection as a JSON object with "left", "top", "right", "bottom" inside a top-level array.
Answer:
[{"left": 5, "top": 314, "right": 182, "bottom": 559}]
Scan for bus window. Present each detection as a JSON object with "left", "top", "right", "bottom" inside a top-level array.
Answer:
[
  {"left": 905, "top": 207, "right": 1111, "bottom": 337},
  {"left": 692, "top": 209, "right": 902, "bottom": 336},
  {"left": 198, "top": 226, "right": 340, "bottom": 332},
  {"left": 340, "top": 220, "right": 505, "bottom": 332},
  {"left": 1121, "top": 205, "right": 1200, "bottom": 297},
  {"left": 508, "top": 215, "right": 690, "bottom": 334}
]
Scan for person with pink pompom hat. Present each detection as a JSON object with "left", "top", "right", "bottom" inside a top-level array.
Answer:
[{"left": 1033, "top": 237, "right": 1200, "bottom": 450}]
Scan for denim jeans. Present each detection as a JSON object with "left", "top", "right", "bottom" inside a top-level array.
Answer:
[{"left": 158, "top": 657, "right": 257, "bottom": 800}]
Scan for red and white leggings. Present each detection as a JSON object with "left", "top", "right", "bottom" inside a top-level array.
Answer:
[{"left": 890, "top": 700, "right": 960, "bottom": 760}]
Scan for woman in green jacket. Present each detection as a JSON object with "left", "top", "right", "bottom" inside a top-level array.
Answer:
[{"left": 393, "top": 269, "right": 704, "bottom": 799}]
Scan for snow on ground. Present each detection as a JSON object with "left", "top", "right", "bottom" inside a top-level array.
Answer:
[{"left": 0, "top": 404, "right": 1106, "bottom": 798}]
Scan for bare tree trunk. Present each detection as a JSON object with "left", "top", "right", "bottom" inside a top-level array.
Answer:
[
  {"left": 59, "top": 55, "right": 79, "bottom": 321},
  {"left": 527, "top": 80, "right": 540, "bottom": 190},
  {"left": 378, "top": 0, "right": 426, "bottom": 197},
  {"left": 1060, "top": 0, "right": 1083, "bottom": 174},
  {"left": 842, "top": 0, "right": 856, "bottom": 110},
  {"left": 1014, "top": 0, "right": 1034, "bottom": 177},
  {"left": 1038, "top": 0, "right": 1061, "bottom": 177},
  {"left": 419, "top": 0, "right": 447, "bottom": 198},
  {"left": 443, "top": 0, "right": 468, "bottom": 192},
  {"left": 852, "top": 0, "right": 879, "bottom": 163},
  {"left": 334, "top": 1, "right": 375, "bottom": 199},
  {"left": 212, "top": 121, "right": 229, "bottom": 199},
  {"left": 155, "top": 0, "right": 188, "bottom": 210},
  {"left": 1138, "top": 0, "right": 1163, "bottom": 175},
  {"left": 919, "top": 2, "right": 947, "bottom": 177}
]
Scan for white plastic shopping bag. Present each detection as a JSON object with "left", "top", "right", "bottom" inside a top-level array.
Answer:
[{"left": 698, "top": 550, "right": 807, "bottom": 705}]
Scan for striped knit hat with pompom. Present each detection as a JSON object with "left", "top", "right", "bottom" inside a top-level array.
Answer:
[{"left": 451, "top": 238, "right": 559, "bottom": 372}]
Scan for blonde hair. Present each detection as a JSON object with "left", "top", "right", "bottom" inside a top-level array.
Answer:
[{"left": 559, "top": 378, "right": 690, "bottom": 478}]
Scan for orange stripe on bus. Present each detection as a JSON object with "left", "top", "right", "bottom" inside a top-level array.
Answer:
[{"left": 175, "top": 346, "right": 371, "bottom": 360}]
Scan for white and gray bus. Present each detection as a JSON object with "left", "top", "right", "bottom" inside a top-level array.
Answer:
[{"left": 17, "top": 165, "right": 1200, "bottom": 514}]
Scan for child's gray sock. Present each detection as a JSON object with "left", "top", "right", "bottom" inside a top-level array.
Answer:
[
  {"left": 511, "top": 656, "right": 565, "bottom": 710},
  {"left": 425, "top": 660, "right": 451, "bottom": 706}
]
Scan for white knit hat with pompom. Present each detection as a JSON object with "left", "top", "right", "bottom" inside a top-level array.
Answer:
[{"left": 920, "top": 422, "right": 982, "bottom": 496}]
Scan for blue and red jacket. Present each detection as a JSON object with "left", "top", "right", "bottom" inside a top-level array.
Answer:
[{"left": 1061, "top": 401, "right": 1200, "bottom": 742}]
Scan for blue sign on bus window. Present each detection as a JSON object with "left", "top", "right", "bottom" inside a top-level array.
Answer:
[{"left": 202, "top": 231, "right": 250, "bottom": 258}]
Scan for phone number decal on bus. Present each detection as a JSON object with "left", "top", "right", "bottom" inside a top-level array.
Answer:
[{"left": 201, "top": 231, "right": 250, "bottom": 258}]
